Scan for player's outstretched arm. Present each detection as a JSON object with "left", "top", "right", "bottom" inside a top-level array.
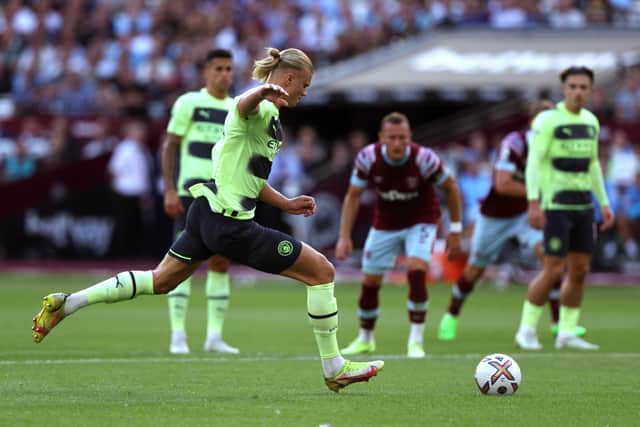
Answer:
[
  {"left": 258, "top": 182, "right": 316, "bottom": 216},
  {"left": 335, "top": 184, "right": 365, "bottom": 260},
  {"left": 237, "top": 84, "right": 289, "bottom": 118},
  {"left": 438, "top": 175, "right": 463, "bottom": 259}
]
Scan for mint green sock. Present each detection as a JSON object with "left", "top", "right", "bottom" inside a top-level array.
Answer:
[
  {"left": 559, "top": 306, "right": 580, "bottom": 334},
  {"left": 206, "top": 271, "right": 230, "bottom": 336},
  {"left": 85, "top": 270, "right": 154, "bottom": 304},
  {"left": 307, "top": 283, "right": 340, "bottom": 359},
  {"left": 520, "top": 300, "right": 544, "bottom": 330},
  {"left": 168, "top": 278, "right": 192, "bottom": 333},
  {"left": 62, "top": 271, "right": 154, "bottom": 316}
]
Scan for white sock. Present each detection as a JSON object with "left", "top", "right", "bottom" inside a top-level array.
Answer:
[
  {"left": 408, "top": 322, "right": 424, "bottom": 344},
  {"left": 64, "top": 292, "right": 89, "bottom": 315},
  {"left": 322, "top": 355, "right": 345, "bottom": 378},
  {"left": 358, "top": 328, "right": 374, "bottom": 343},
  {"left": 171, "top": 331, "right": 187, "bottom": 342}
]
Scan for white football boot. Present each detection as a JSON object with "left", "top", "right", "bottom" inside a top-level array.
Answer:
[
  {"left": 555, "top": 332, "right": 599, "bottom": 350},
  {"left": 515, "top": 326, "right": 543, "bottom": 350}
]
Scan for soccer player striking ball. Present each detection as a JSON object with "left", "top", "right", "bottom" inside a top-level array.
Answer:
[
  {"left": 335, "top": 112, "right": 463, "bottom": 358},
  {"left": 438, "top": 100, "right": 586, "bottom": 341},
  {"left": 161, "top": 49, "right": 238, "bottom": 355},
  {"left": 515, "top": 66, "right": 615, "bottom": 350},
  {"left": 32, "top": 48, "right": 383, "bottom": 392}
]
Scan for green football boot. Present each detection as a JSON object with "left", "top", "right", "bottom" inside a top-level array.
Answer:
[
  {"left": 437, "top": 312, "right": 458, "bottom": 341},
  {"left": 550, "top": 324, "right": 587, "bottom": 337}
]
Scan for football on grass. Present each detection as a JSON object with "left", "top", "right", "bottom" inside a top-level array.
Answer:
[{"left": 474, "top": 353, "right": 521, "bottom": 396}]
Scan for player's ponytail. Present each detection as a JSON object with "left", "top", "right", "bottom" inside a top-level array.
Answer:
[{"left": 252, "top": 47, "right": 313, "bottom": 83}]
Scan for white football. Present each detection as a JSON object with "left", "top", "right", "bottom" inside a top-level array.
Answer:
[{"left": 474, "top": 353, "right": 522, "bottom": 396}]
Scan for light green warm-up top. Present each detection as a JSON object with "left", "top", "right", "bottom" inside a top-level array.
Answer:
[{"left": 526, "top": 102, "right": 609, "bottom": 211}]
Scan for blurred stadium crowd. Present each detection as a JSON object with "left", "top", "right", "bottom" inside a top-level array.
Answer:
[
  {"left": 1, "top": 0, "right": 640, "bottom": 118},
  {"left": 1, "top": 0, "right": 640, "bottom": 267}
]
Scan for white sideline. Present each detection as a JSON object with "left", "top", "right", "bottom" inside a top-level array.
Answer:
[{"left": 1, "top": 352, "right": 638, "bottom": 366}]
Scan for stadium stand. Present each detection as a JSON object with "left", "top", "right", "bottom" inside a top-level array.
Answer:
[{"left": 1, "top": 1, "right": 640, "bottom": 273}]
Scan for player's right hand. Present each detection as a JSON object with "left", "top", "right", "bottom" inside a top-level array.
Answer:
[
  {"left": 600, "top": 205, "right": 615, "bottom": 231},
  {"left": 335, "top": 237, "right": 353, "bottom": 260},
  {"left": 527, "top": 201, "right": 544, "bottom": 230},
  {"left": 260, "top": 83, "right": 289, "bottom": 107},
  {"left": 446, "top": 233, "right": 462, "bottom": 260},
  {"left": 164, "top": 189, "right": 184, "bottom": 218}
]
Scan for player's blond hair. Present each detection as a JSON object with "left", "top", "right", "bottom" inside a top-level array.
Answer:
[
  {"left": 380, "top": 112, "right": 410, "bottom": 130},
  {"left": 252, "top": 48, "right": 313, "bottom": 83}
]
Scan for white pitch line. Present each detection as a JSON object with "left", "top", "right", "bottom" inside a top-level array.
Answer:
[{"left": 0, "top": 352, "right": 638, "bottom": 366}]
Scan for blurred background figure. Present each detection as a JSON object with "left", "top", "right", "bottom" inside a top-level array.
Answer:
[
  {"left": 107, "top": 120, "right": 151, "bottom": 258},
  {"left": 3, "top": 137, "right": 35, "bottom": 182}
]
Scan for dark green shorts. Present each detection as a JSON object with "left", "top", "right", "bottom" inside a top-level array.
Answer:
[
  {"left": 543, "top": 209, "right": 595, "bottom": 256},
  {"left": 169, "top": 197, "right": 302, "bottom": 274}
]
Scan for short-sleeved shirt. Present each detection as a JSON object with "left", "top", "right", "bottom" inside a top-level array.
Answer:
[
  {"left": 190, "top": 98, "right": 284, "bottom": 220},
  {"left": 526, "top": 102, "right": 602, "bottom": 211},
  {"left": 351, "top": 142, "right": 447, "bottom": 230},
  {"left": 480, "top": 130, "right": 528, "bottom": 218},
  {"left": 167, "top": 88, "right": 234, "bottom": 197}
]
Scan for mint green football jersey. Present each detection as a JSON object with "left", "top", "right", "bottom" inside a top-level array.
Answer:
[
  {"left": 526, "top": 102, "right": 609, "bottom": 211},
  {"left": 167, "top": 88, "right": 234, "bottom": 197},
  {"left": 190, "top": 98, "right": 284, "bottom": 219}
]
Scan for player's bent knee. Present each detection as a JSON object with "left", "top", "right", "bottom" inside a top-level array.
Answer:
[
  {"left": 312, "top": 254, "right": 335, "bottom": 284},
  {"left": 153, "top": 255, "right": 199, "bottom": 294},
  {"left": 151, "top": 271, "right": 172, "bottom": 294}
]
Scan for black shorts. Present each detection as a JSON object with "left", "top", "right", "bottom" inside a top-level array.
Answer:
[
  {"left": 544, "top": 209, "right": 595, "bottom": 256},
  {"left": 172, "top": 197, "right": 194, "bottom": 238},
  {"left": 169, "top": 197, "right": 303, "bottom": 274}
]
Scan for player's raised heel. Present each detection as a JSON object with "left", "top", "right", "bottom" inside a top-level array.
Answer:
[
  {"left": 32, "top": 293, "right": 69, "bottom": 343},
  {"left": 324, "top": 360, "right": 384, "bottom": 393}
]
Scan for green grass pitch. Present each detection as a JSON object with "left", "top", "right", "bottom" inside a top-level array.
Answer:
[{"left": 1, "top": 272, "right": 639, "bottom": 426}]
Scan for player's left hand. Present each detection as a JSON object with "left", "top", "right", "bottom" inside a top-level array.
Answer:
[
  {"left": 260, "top": 83, "right": 289, "bottom": 108},
  {"left": 600, "top": 206, "right": 615, "bottom": 231},
  {"left": 285, "top": 195, "right": 316, "bottom": 217},
  {"left": 446, "top": 232, "right": 462, "bottom": 260}
]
